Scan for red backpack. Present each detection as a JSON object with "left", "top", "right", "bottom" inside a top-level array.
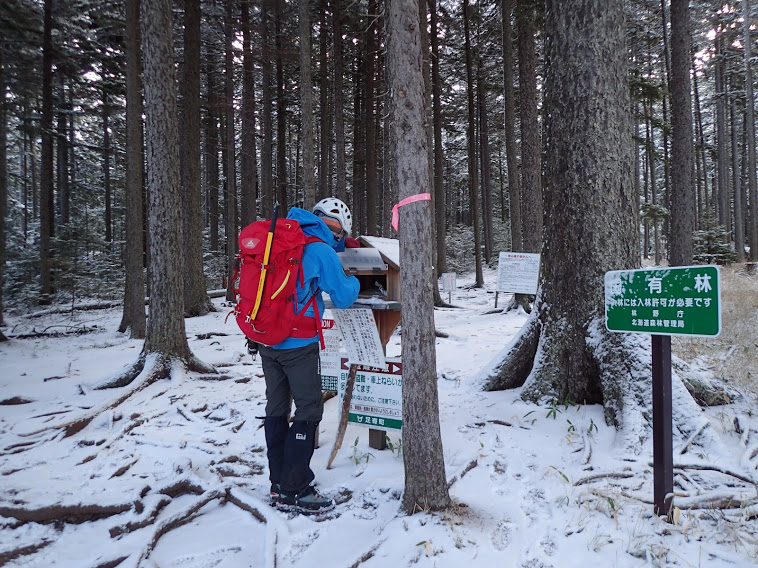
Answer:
[{"left": 230, "top": 218, "right": 324, "bottom": 347}]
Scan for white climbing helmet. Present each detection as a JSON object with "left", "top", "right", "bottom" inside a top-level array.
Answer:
[{"left": 313, "top": 197, "right": 353, "bottom": 235}]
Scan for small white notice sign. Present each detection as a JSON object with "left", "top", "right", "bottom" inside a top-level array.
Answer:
[
  {"left": 441, "top": 272, "right": 456, "bottom": 292},
  {"left": 331, "top": 308, "right": 386, "bottom": 368},
  {"left": 496, "top": 252, "right": 541, "bottom": 294}
]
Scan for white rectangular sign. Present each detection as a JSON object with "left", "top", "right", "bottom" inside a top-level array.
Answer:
[
  {"left": 338, "top": 358, "right": 403, "bottom": 430},
  {"left": 320, "top": 319, "right": 344, "bottom": 392},
  {"left": 440, "top": 272, "right": 457, "bottom": 292},
  {"left": 331, "top": 308, "right": 386, "bottom": 368},
  {"left": 496, "top": 252, "right": 541, "bottom": 294}
]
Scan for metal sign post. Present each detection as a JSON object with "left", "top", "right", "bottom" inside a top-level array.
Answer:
[{"left": 605, "top": 265, "right": 721, "bottom": 520}]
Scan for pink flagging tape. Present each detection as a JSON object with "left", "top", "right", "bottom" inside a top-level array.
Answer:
[{"left": 391, "top": 193, "right": 432, "bottom": 231}]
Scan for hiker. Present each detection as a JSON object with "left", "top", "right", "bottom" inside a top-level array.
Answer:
[{"left": 261, "top": 197, "right": 360, "bottom": 514}]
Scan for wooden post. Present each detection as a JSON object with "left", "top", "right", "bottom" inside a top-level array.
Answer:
[{"left": 652, "top": 334, "right": 674, "bottom": 520}]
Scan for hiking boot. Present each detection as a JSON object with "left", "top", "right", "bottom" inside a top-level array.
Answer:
[
  {"left": 269, "top": 483, "right": 280, "bottom": 503},
  {"left": 277, "top": 485, "right": 335, "bottom": 515}
]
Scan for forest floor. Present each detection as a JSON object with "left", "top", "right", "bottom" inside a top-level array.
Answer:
[{"left": 0, "top": 263, "right": 756, "bottom": 568}]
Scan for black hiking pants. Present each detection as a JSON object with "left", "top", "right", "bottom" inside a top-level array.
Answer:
[{"left": 259, "top": 343, "right": 322, "bottom": 493}]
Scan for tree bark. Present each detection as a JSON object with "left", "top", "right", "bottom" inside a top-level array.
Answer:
[
  {"left": 39, "top": 0, "right": 55, "bottom": 305},
  {"left": 744, "top": 0, "right": 758, "bottom": 261},
  {"left": 669, "top": 0, "right": 695, "bottom": 266},
  {"left": 730, "top": 77, "right": 745, "bottom": 263},
  {"left": 485, "top": 0, "right": 653, "bottom": 439},
  {"left": 387, "top": 0, "right": 450, "bottom": 513},
  {"left": 517, "top": 0, "right": 542, "bottom": 255},
  {"left": 463, "top": 0, "right": 484, "bottom": 287},
  {"left": 275, "top": 0, "right": 287, "bottom": 210},
  {"left": 224, "top": 0, "right": 238, "bottom": 302},
  {"left": 430, "top": 0, "right": 447, "bottom": 273},
  {"left": 299, "top": 0, "right": 316, "bottom": 210},
  {"left": 262, "top": 0, "right": 274, "bottom": 215},
  {"left": 103, "top": 89, "right": 112, "bottom": 242},
  {"left": 365, "top": 0, "right": 378, "bottom": 235},
  {"left": 240, "top": 1, "right": 258, "bottom": 226},
  {"left": 118, "top": 0, "right": 147, "bottom": 339},
  {"left": 140, "top": 0, "right": 197, "bottom": 362},
  {"left": 0, "top": 42, "right": 7, "bottom": 338},
  {"left": 333, "top": 0, "right": 347, "bottom": 203},
  {"left": 502, "top": 0, "right": 522, "bottom": 253},
  {"left": 181, "top": 0, "right": 212, "bottom": 317}
]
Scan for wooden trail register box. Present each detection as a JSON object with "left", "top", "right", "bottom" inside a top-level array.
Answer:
[{"left": 334, "top": 236, "right": 402, "bottom": 450}]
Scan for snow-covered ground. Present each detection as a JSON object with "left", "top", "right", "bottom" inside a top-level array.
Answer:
[{"left": 1, "top": 268, "right": 757, "bottom": 568}]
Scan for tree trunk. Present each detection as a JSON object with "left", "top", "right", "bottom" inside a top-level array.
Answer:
[
  {"left": 224, "top": 0, "right": 238, "bottom": 302},
  {"left": 241, "top": 1, "right": 258, "bottom": 226},
  {"left": 181, "top": 0, "right": 212, "bottom": 317},
  {"left": 318, "top": 0, "right": 329, "bottom": 202},
  {"left": 262, "top": 0, "right": 274, "bottom": 215},
  {"left": 365, "top": 0, "right": 378, "bottom": 235},
  {"left": 744, "top": 0, "right": 758, "bottom": 262},
  {"left": 430, "top": 0, "right": 447, "bottom": 273},
  {"left": 517, "top": 0, "right": 542, "bottom": 255},
  {"left": 103, "top": 89, "right": 112, "bottom": 242},
  {"left": 463, "top": 0, "right": 484, "bottom": 287},
  {"left": 668, "top": 0, "right": 695, "bottom": 266},
  {"left": 730, "top": 77, "right": 745, "bottom": 263},
  {"left": 275, "top": 0, "right": 287, "bottom": 210},
  {"left": 333, "top": 0, "right": 347, "bottom": 203},
  {"left": 0, "top": 42, "right": 7, "bottom": 338},
  {"left": 118, "top": 0, "right": 146, "bottom": 339},
  {"left": 714, "top": 35, "right": 728, "bottom": 227},
  {"left": 299, "top": 0, "right": 316, "bottom": 210},
  {"left": 57, "top": 78, "right": 70, "bottom": 226},
  {"left": 140, "top": 0, "right": 194, "bottom": 361},
  {"left": 485, "top": 0, "right": 654, "bottom": 437},
  {"left": 387, "top": 0, "right": 450, "bottom": 513},
  {"left": 39, "top": 0, "right": 55, "bottom": 305},
  {"left": 502, "top": 0, "right": 522, "bottom": 253},
  {"left": 477, "top": 51, "right": 494, "bottom": 265},
  {"left": 205, "top": 62, "right": 220, "bottom": 252}
]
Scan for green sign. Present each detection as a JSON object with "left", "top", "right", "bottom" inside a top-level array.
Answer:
[
  {"left": 338, "top": 358, "right": 403, "bottom": 431},
  {"left": 605, "top": 265, "right": 721, "bottom": 337}
]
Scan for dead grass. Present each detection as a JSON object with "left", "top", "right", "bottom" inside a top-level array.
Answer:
[{"left": 671, "top": 264, "right": 758, "bottom": 397}]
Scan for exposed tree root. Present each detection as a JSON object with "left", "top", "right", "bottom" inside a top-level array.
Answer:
[
  {"left": 9, "top": 326, "right": 102, "bottom": 339},
  {"left": 133, "top": 487, "right": 227, "bottom": 566},
  {"left": 0, "top": 502, "right": 132, "bottom": 525},
  {"left": 481, "top": 309, "right": 540, "bottom": 391},
  {"left": 671, "top": 463, "right": 757, "bottom": 486},
  {"left": 573, "top": 472, "right": 635, "bottom": 486},
  {"left": 109, "top": 496, "right": 171, "bottom": 538},
  {"left": 0, "top": 540, "right": 54, "bottom": 566}
]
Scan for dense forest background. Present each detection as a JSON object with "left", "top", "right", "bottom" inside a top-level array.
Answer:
[{"left": 1, "top": 0, "right": 757, "bottom": 324}]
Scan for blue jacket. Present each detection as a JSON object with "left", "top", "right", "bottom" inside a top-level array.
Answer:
[{"left": 271, "top": 208, "right": 360, "bottom": 349}]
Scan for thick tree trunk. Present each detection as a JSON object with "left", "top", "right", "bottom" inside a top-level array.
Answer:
[
  {"left": 730, "top": 79, "right": 745, "bottom": 263},
  {"left": 485, "top": 0, "right": 653, "bottom": 440},
  {"left": 502, "top": 0, "right": 522, "bottom": 253},
  {"left": 181, "top": 0, "right": 212, "bottom": 317},
  {"left": 387, "top": 0, "right": 450, "bottom": 513},
  {"left": 517, "top": 0, "right": 542, "bottom": 255},
  {"left": 669, "top": 0, "right": 695, "bottom": 266},
  {"left": 119, "top": 0, "right": 147, "bottom": 339},
  {"left": 477, "top": 53, "right": 494, "bottom": 264},
  {"left": 140, "top": 0, "right": 195, "bottom": 362}
]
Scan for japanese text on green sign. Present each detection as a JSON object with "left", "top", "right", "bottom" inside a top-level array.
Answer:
[{"left": 604, "top": 265, "right": 721, "bottom": 337}]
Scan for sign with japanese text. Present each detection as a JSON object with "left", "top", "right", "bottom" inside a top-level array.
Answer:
[
  {"left": 605, "top": 265, "right": 721, "bottom": 337},
  {"left": 331, "top": 308, "right": 385, "bottom": 368},
  {"left": 496, "top": 252, "right": 541, "bottom": 294},
  {"left": 338, "top": 358, "right": 403, "bottom": 430},
  {"left": 320, "top": 319, "right": 344, "bottom": 392}
]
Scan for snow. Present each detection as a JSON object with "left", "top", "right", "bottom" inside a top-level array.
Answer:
[{"left": 1, "top": 267, "right": 757, "bottom": 568}]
